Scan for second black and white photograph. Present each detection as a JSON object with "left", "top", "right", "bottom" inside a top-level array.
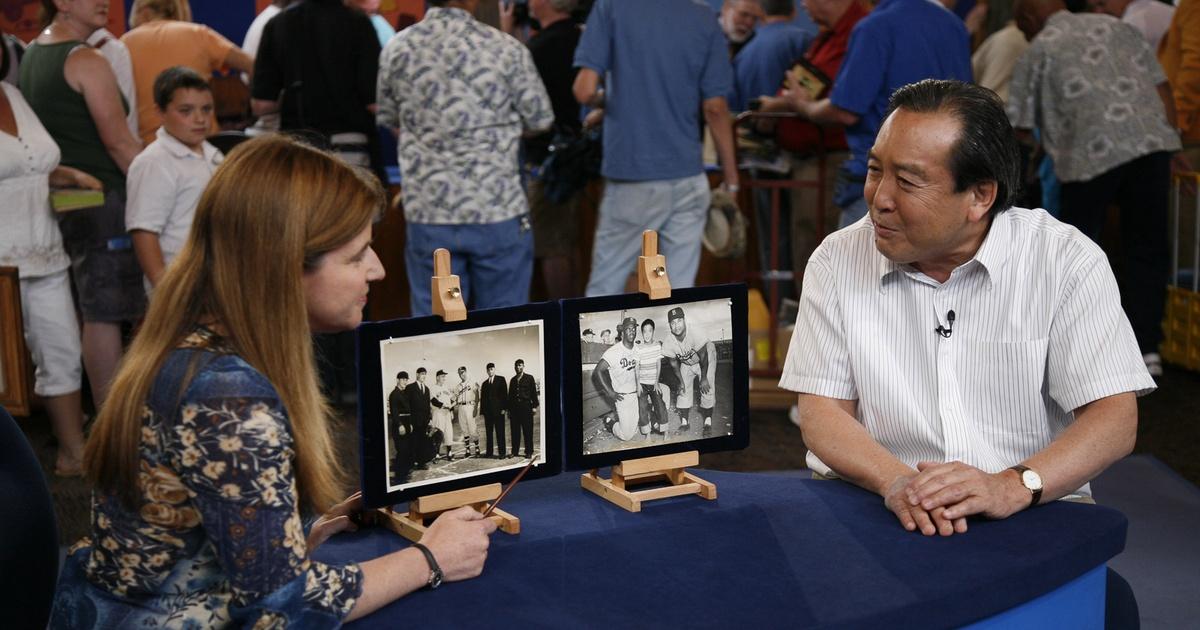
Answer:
[
  {"left": 578, "top": 297, "right": 737, "bottom": 456},
  {"left": 378, "top": 319, "right": 547, "bottom": 494}
]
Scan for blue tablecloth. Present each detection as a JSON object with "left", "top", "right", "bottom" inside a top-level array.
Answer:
[{"left": 314, "top": 470, "right": 1126, "bottom": 628}]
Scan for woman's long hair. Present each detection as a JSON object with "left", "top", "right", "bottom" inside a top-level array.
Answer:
[{"left": 85, "top": 135, "right": 384, "bottom": 513}]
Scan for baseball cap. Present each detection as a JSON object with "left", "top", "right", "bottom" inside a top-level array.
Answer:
[
  {"left": 621, "top": 317, "right": 638, "bottom": 329},
  {"left": 668, "top": 307, "right": 685, "bottom": 321}
]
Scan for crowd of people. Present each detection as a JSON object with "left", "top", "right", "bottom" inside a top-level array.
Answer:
[{"left": 0, "top": 0, "right": 1194, "bottom": 626}]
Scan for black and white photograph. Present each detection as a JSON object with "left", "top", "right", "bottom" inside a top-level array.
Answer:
[
  {"left": 578, "top": 297, "right": 737, "bottom": 456},
  {"left": 378, "top": 320, "right": 547, "bottom": 494}
]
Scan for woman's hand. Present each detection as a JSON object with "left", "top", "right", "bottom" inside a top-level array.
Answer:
[
  {"left": 49, "top": 165, "right": 103, "bottom": 190},
  {"left": 308, "top": 491, "right": 365, "bottom": 552},
  {"left": 419, "top": 506, "right": 498, "bottom": 581}
]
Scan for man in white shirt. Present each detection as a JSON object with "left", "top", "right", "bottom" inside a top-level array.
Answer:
[
  {"left": 430, "top": 370, "right": 456, "bottom": 460},
  {"left": 126, "top": 67, "right": 223, "bottom": 293},
  {"left": 662, "top": 306, "right": 717, "bottom": 436},
  {"left": 780, "top": 80, "right": 1153, "bottom": 539},
  {"left": 596, "top": 317, "right": 642, "bottom": 441},
  {"left": 453, "top": 366, "right": 480, "bottom": 458}
]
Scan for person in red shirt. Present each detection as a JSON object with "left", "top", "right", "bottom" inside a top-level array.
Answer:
[{"left": 758, "top": 0, "right": 869, "bottom": 287}]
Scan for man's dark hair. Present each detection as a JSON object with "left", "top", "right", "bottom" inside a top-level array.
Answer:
[
  {"left": 761, "top": 0, "right": 794, "bottom": 16},
  {"left": 417, "top": 367, "right": 427, "bottom": 374},
  {"left": 458, "top": 366, "right": 467, "bottom": 372},
  {"left": 486, "top": 362, "right": 495, "bottom": 370},
  {"left": 397, "top": 371, "right": 409, "bottom": 380},
  {"left": 514, "top": 359, "right": 525, "bottom": 368},
  {"left": 153, "top": 66, "right": 211, "bottom": 110},
  {"left": 641, "top": 319, "right": 655, "bottom": 330},
  {"left": 886, "top": 79, "right": 1020, "bottom": 216}
]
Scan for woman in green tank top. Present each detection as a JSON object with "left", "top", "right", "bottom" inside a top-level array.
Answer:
[{"left": 19, "top": 0, "right": 146, "bottom": 413}]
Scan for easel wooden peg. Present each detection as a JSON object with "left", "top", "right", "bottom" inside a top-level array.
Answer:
[
  {"left": 431, "top": 248, "right": 466, "bottom": 322},
  {"left": 638, "top": 230, "right": 671, "bottom": 300},
  {"left": 378, "top": 483, "right": 520, "bottom": 543},
  {"left": 581, "top": 451, "right": 717, "bottom": 513}
]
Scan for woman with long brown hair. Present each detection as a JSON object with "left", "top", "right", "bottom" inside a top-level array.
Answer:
[{"left": 50, "top": 135, "right": 495, "bottom": 627}]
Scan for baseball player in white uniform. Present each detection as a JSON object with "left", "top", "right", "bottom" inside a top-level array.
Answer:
[
  {"left": 430, "top": 370, "right": 456, "bottom": 459},
  {"left": 453, "top": 366, "right": 480, "bottom": 457},
  {"left": 596, "top": 317, "right": 642, "bottom": 441},
  {"left": 662, "top": 306, "right": 717, "bottom": 435}
]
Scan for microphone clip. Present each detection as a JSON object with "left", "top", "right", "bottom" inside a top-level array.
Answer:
[{"left": 934, "top": 310, "right": 956, "bottom": 339}]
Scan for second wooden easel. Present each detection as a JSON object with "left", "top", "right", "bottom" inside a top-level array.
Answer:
[
  {"left": 581, "top": 231, "right": 718, "bottom": 512},
  {"left": 376, "top": 248, "right": 520, "bottom": 542}
]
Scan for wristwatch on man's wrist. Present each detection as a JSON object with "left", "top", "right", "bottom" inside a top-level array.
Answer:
[
  {"left": 411, "top": 542, "right": 444, "bottom": 589},
  {"left": 1008, "top": 464, "right": 1043, "bottom": 508}
]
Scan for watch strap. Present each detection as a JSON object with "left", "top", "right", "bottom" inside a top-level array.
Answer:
[{"left": 411, "top": 542, "right": 443, "bottom": 589}]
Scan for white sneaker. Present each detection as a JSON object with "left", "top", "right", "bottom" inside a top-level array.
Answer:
[{"left": 1143, "top": 352, "right": 1163, "bottom": 377}]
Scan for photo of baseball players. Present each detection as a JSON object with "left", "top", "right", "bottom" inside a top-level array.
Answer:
[
  {"left": 380, "top": 320, "right": 546, "bottom": 492},
  {"left": 579, "top": 298, "right": 735, "bottom": 455}
]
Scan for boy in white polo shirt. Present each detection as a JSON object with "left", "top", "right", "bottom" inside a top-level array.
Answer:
[{"left": 126, "top": 66, "right": 223, "bottom": 291}]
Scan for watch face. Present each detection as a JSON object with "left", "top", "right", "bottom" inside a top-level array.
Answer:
[
  {"left": 1021, "top": 469, "right": 1043, "bottom": 491},
  {"left": 430, "top": 569, "right": 444, "bottom": 589}
]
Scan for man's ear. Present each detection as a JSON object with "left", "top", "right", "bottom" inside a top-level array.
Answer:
[{"left": 967, "top": 180, "right": 998, "bottom": 223}]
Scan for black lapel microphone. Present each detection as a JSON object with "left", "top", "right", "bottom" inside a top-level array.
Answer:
[{"left": 935, "top": 310, "right": 956, "bottom": 338}]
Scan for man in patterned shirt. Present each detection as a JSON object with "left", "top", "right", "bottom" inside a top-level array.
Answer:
[
  {"left": 377, "top": 0, "right": 553, "bottom": 316},
  {"left": 595, "top": 317, "right": 642, "bottom": 441},
  {"left": 662, "top": 307, "right": 717, "bottom": 436},
  {"left": 1009, "top": 0, "right": 1185, "bottom": 376}
]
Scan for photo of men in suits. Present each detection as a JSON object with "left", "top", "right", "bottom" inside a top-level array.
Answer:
[
  {"left": 388, "top": 371, "right": 412, "bottom": 484},
  {"left": 378, "top": 320, "right": 546, "bottom": 491},
  {"left": 480, "top": 363, "right": 508, "bottom": 458},
  {"left": 507, "top": 359, "right": 540, "bottom": 459},
  {"left": 406, "top": 367, "right": 434, "bottom": 470}
]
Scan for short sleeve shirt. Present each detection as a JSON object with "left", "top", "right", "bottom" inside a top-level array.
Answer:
[
  {"left": 730, "top": 21, "right": 813, "bottom": 113},
  {"left": 121, "top": 21, "right": 237, "bottom": 143},
  {"left": 600, "top": 342, "right": 640, "bottom": 394},
  {"left": 125, "top": 127, "right": 223, "bottom": 269},
  {"left": 574, "top": 0, "right": 732, "bottom": 181},
  {"left": 778, "top": 208, "right": 1155, "bottom": 488},
  {"left": 1007, "top": 11, "right": 1180, "bottom": 183},
  {"left": 829, "top": 0, "right": 972, "bottom": 177},
  {"left": 662, "top": 325, "right": 711, "bottom": 367},
  {"left": 636, "top": 340, "right": 663, "bottom": 384},
  {"left": 377, "top": 7, "right": 552, "bottom": 224}
]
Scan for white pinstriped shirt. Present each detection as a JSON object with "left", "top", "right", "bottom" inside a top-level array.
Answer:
[{"left": 780, "top": 207, "right": 1155, "bottom": 493}]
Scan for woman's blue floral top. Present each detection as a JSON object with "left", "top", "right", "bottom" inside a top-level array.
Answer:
[{"left": 51, "top": 329, "right": 363, "bottom": 628}]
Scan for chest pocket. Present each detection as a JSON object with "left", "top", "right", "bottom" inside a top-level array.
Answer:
[{"left": 955, "top": 338, "right": 1051, "bottom": 436}]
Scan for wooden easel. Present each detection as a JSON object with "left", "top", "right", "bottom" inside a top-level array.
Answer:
[
  {"left": 431, "top": 248, "right": 466, "bottom": 322},
  {"left": 374, "top": 248, "right": 520, "bottom": 542},
  {"left": 581, "top": 230, "right": 718, "bottom": 512},
  {"left": 379, "top": 483, "right": 520, "bottom": 543}
]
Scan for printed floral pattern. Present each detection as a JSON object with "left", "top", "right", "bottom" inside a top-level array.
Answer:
[
  {"left": 50, "top": 329, "right": 362, "bottom": 628},
  {"left": 1007, "top": 11, "right": 1180, "bottom": 183},
  {"left": 376, "top": 6, "right": 552, "bottom": 225}
]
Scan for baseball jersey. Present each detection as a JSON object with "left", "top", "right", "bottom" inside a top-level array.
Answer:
[
  {"left": 636, "top": 340, "right": 663, "bottom": 384},
  {"left": 454, "top": 380, "right": 477, "bottom": 406},
  {"left": 600, "top": 342, "right": 640, "bottom": 393},
  {"left": 663, "top": 325, "right": 711, "bottom": 367}
]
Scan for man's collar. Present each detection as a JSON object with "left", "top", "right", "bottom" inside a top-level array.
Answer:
[
  {"left": 428, "top": 6, "right": 473, "bottom": 21},
  {"left": 875, "top": 211, "right": 1011, "bottom": 290}
]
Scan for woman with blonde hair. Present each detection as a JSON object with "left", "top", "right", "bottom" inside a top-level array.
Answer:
[{"left": 50, "top": 135, "right": 496, "bottom": 627}]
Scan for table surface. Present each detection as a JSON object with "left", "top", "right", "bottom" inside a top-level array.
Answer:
[{"left": 315, "top": 470, "right": 1126, "bottom": 629}]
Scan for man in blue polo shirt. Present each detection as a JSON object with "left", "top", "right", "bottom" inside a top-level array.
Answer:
[
  {"left": 771, "top": 0, "right": 972, "bottom": 227},
  {"left": 730, "top": 0, "right": 816, "bottom": 112},
  {"left": 573, "top": 0, "right": 740, "bottom": 296}
]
